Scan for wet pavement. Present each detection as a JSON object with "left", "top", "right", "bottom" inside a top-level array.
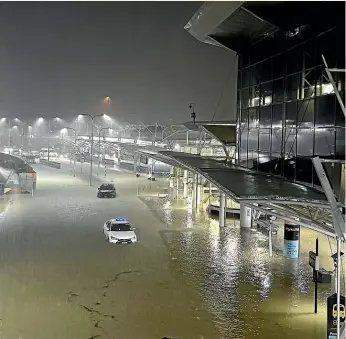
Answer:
[{"left": 0, "top": 162, "right": 343, "bottom": 339}]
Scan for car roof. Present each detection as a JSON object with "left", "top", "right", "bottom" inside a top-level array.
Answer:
[{"left": 111, "top": 217, "right": 129, "bottom": 224}]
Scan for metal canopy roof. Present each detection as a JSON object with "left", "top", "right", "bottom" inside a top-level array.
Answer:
[
  {"left": 199, "top": 123, "right": 237, "bottom": 146},
  {"left": 137, "top": 149, "right": 338, "bottom": 237},
  {"left": 184, "top": 1, "right": 345, "bottom": 53}
]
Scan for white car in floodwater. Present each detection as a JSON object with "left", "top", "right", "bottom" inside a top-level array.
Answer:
[{"left": 103, "top": 217, "right": 137, "bottom": 244}]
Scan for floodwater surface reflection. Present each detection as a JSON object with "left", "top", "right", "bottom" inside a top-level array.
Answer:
[{"left": 142, "top": 195, "right": 334, "bottom": 339}]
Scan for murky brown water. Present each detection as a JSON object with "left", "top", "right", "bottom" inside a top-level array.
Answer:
[
  {"left": 139, "top": 183, "right": 345, "bottom": 339},
  {"left": 0, "top": 165, "right": 343, "bottom": 339}
]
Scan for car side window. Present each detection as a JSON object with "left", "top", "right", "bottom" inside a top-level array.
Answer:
[{"left": 106, "top": 221, "right": 111, "bottom": 230}]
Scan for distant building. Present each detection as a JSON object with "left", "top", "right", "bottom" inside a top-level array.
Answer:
[{"left": 185, "top": 1, "right": 345, "bottom": 196}]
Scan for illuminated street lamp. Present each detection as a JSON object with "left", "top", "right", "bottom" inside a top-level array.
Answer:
[
  {"left": 79, "top": 113, "right": 107, "bottom": 186},
  {"left": 38, "top": 117, "right": 62, "bottom": 161},
  {"left": 61, "top": 127, "right": 77, "bottom": 177},
  {"left": 97, "top": 127, "right": 110, "bottom": 176},
  {"left": 1, "top": 117, "right": 20, "bottom": 154}
]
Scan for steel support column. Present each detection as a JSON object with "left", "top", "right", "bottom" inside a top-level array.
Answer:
[
  {"left": 183, "top": 170, "right": 188, "bottom": 198},
  {"left": 219, "top": 191, "right": 226, "bottom": 227},
  {"left": 240, "top": 203, "right": 252, "bottom": 228}
]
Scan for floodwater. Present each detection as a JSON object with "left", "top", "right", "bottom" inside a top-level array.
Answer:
[{"left": 0, "top": 163, "right": 343, "bottom": 339}]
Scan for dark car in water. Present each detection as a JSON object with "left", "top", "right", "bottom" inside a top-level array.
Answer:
[{"left": 97, "top": 183, "right": 116, "bottom": 198}]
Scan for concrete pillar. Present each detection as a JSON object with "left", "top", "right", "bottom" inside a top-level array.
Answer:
[
  {"left": 192, "top": 173, "right": 198, "bottom": 210},
  {"left": 175, "top": 171, "right": 179, "bottom": 199},
  {"left": 169, "top": 166, "right": 174, "bottom": 188},
  {"left": 219, "top": 191, "right": 226, "bottom": 227},
  {"left": 240, "top": 203, "right": 252, "bottom": 228},
  {"left": 283, "top": 223, "right": 300, "bottom": 259},
  {"left": 183, "top": 170, "right": 188, "bottom": 198}
]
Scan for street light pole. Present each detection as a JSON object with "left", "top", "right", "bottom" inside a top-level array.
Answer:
[
  {"left": 62, "top": 127, "right": 77, "bottom": 177},
  {"left": 48, "top": 120, "right": 51, "bottom": 162},
  {"left": 80, "top": 113, "right": 105, "bottom": 186},
  {"left": 97, "top": 127, "right": 109, "bottom": 176}
]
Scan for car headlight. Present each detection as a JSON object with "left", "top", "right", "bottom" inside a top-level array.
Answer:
[
  {"left": 111, "top": 236, "right": 117, "bottom": 240},
  {"left": 131, "top": 236, "right": 137, "bottom": 241}
]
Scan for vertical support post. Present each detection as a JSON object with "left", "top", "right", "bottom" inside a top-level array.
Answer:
[
  {"left": 314, "top": 238, "right": 319, "bottom": 314},
  {"left": 97, "top": 131, "right": 101, "bottom": 176},
  {"left": 336, "top": 237, "right": 341, "bottom": 339},
  {"left": 240, "top": 203, "right": 252, "bottom": 228},
  {"left": 269, "top": 222, "right": 273, "bottom": 257},
  {"left": 219, "top": 191, "right": 226, "bottom": 227},
  {"left": 183, "top": 170, "right": 188, "bottom": 198},
  {"left": 169, "top": 166, "right": 174, "bottom": 188},
  {"left": 192, "top": 173, "right": 197, "bottom": 210}
]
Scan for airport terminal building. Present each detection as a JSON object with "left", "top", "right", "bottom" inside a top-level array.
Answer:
[{"left": 185, "top": 1, "right": 345, "bottom": 195}]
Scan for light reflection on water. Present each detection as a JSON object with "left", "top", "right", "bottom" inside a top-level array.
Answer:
[{"left": 142, "top": 195, "right": 333, "bottom": 339}]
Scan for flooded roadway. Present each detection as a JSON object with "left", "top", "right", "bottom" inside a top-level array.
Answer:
[{"left": 0, "top": 163, "right": 342, "bottom": 338}]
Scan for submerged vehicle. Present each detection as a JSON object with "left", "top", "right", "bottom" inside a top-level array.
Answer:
[
  {"left": 97, "top": 183, "right": 116, "bottom": 198},
  {"left": 103, "top": 217, "right": 137, "bottom": 244}
]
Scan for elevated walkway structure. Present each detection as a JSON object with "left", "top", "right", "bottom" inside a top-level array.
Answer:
[{"left": 137, "top": 149, "right": 343, "bottom": 239}]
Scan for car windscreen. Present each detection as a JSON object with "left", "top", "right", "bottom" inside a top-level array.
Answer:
[
  {"left": 110, "top": 223, "right": 131, "bottom": 232},
  {"left": 100, "top": 184, "right": 114, "bottom": 190}
]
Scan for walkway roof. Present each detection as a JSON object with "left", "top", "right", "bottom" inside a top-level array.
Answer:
[
  {"left": 184, "top": 2, "right": 345, "bottom": 52},
  {"left": 137, "top": 149, "right": 339, "bottom": 237}
]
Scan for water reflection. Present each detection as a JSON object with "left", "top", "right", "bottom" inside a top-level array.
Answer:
[{"left": 141, "top": 195, "right": 334, "bottom": 338}]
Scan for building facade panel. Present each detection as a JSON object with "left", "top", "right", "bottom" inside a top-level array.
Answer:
[{"left": 237, "top": 26, "right": 345, "bottom": 185}]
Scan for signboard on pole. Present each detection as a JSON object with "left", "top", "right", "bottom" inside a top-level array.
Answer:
[
  {"left": 309, "top": 251, "right": 320, "bottom": 270},
  {"left": 327, "top": 293, "right": 346, "bottom": 339}
]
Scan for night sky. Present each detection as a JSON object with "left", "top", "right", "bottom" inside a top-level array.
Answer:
[{"left": 0, "top": 2, "right": 237, "bottom": 125}]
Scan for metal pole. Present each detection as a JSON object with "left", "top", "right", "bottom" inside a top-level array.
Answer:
[
  {"left": 90, "top": 119, "right": 94, "bottom": 186},
  {"left": 314, "top": 238, "right": 318, "bottom": 314},
  {"left": 269, "top": 222, "right": 273, "bottom": 256},
  {"left": 104, "top": 132, "right": 106, "bottom": 177},
  {"left": 8, "top": 120, "right": 11, "bottom": 154},
  {"left": 21, "top": 127, "right": 24, "bottom": 150},
  {"left": 48, "top": 120, "right": 51, "bottom": 162},
  {"left": 73, "top": 130, "right": 76, "bottom": 177},
  {"left": 336, "top": 237, "right": 341, "bottom": 339},
  {"left": 97, "top": 130, "right": 101, "bottom": 176}
]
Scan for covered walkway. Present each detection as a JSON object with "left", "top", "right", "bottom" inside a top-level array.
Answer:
[{"left": 137, "top": 149, "right": 343, "bottom": 239}]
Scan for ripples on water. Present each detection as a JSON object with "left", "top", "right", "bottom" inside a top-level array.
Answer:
[{"left": 141, "top": 195, "right": 335, "bottom": 339}]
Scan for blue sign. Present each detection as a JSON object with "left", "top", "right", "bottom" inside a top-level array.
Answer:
[
  {"left": 284, "top": 240, "right": 299, "bottom": 258},
  {"left": 115, "top": 217, "right": 125, "bottom": 221}
]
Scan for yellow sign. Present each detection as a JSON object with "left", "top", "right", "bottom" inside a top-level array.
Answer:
[{"left": 332, "top": 304, "right": 345, "bottom": 319}]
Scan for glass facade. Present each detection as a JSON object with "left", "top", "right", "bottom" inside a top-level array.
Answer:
[{"left": 237, "top": 27, "right": 345, "bottom": 185}]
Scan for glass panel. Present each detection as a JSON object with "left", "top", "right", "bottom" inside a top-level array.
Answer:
[
  {"left": 285, "top": 101, "right": 297, "bottom": 126},
  {"left": 335, "top": 98, "right": 345, "bottom": 127},
  {"left": 314, "top": 128, "right": 335, "bottom": 156},
  {"left": 285, "top": 74, "right": 300, "bottom": 101},
  {"left": 272, "top": 104, "right": 283, "bottom": 128},
  {"left": 241, "top": 88, "right": 249, "bottom": 109},
  {"left": 302, "top": 67, "right": 318, "bottom": 98},
  {"left": 259, "top": 129, "right": 271, "bottom": 151},
  {"left": 248, "top": 129, "right": 258, "bottom": 151},
  {"left": 240, "top": 128, "right": 248, "bottom": 165},
  {"left": 249, "top": 85, "right": 260, "bottom": 107},
  {"left": 243, "top": 68, "right": 250, "bottom": 87},
  {"left": 248, "top": 107, "right": 259, "bottom": 128},
  {"left": 315, "top": 95, "right": 335, "bottom": 127},
  {"left": 237, "top": 70, "right": 242, "bottom": 90},
  {"left": 271, "top": 128, "right": 282, "bottom": 153},
  {"left": 336, "top": 128, "right": 345, "bottom": 157},
  {"left": 260, "top": 81, "right": 272, "bottom": 106},
  {"left": 259, "top": 105, "right": 271, "bottom": 128},
  {"left": 286, "top": 46, "right": 303, "bottom": 75},
  {"left": 273, "top": 54, "right": 285, "bottom": 79},
  {"left": 297, "top": 99, "right": 314, "bottom": 128},
  {"left": 284, "top": 128, "right": 297, "bottom": 156},
  {"left": 273, "top": 78, "right": 284, "bottom": 103},
  {"left": 297, "top": 128, "right": 313, "bottom": 156}
]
